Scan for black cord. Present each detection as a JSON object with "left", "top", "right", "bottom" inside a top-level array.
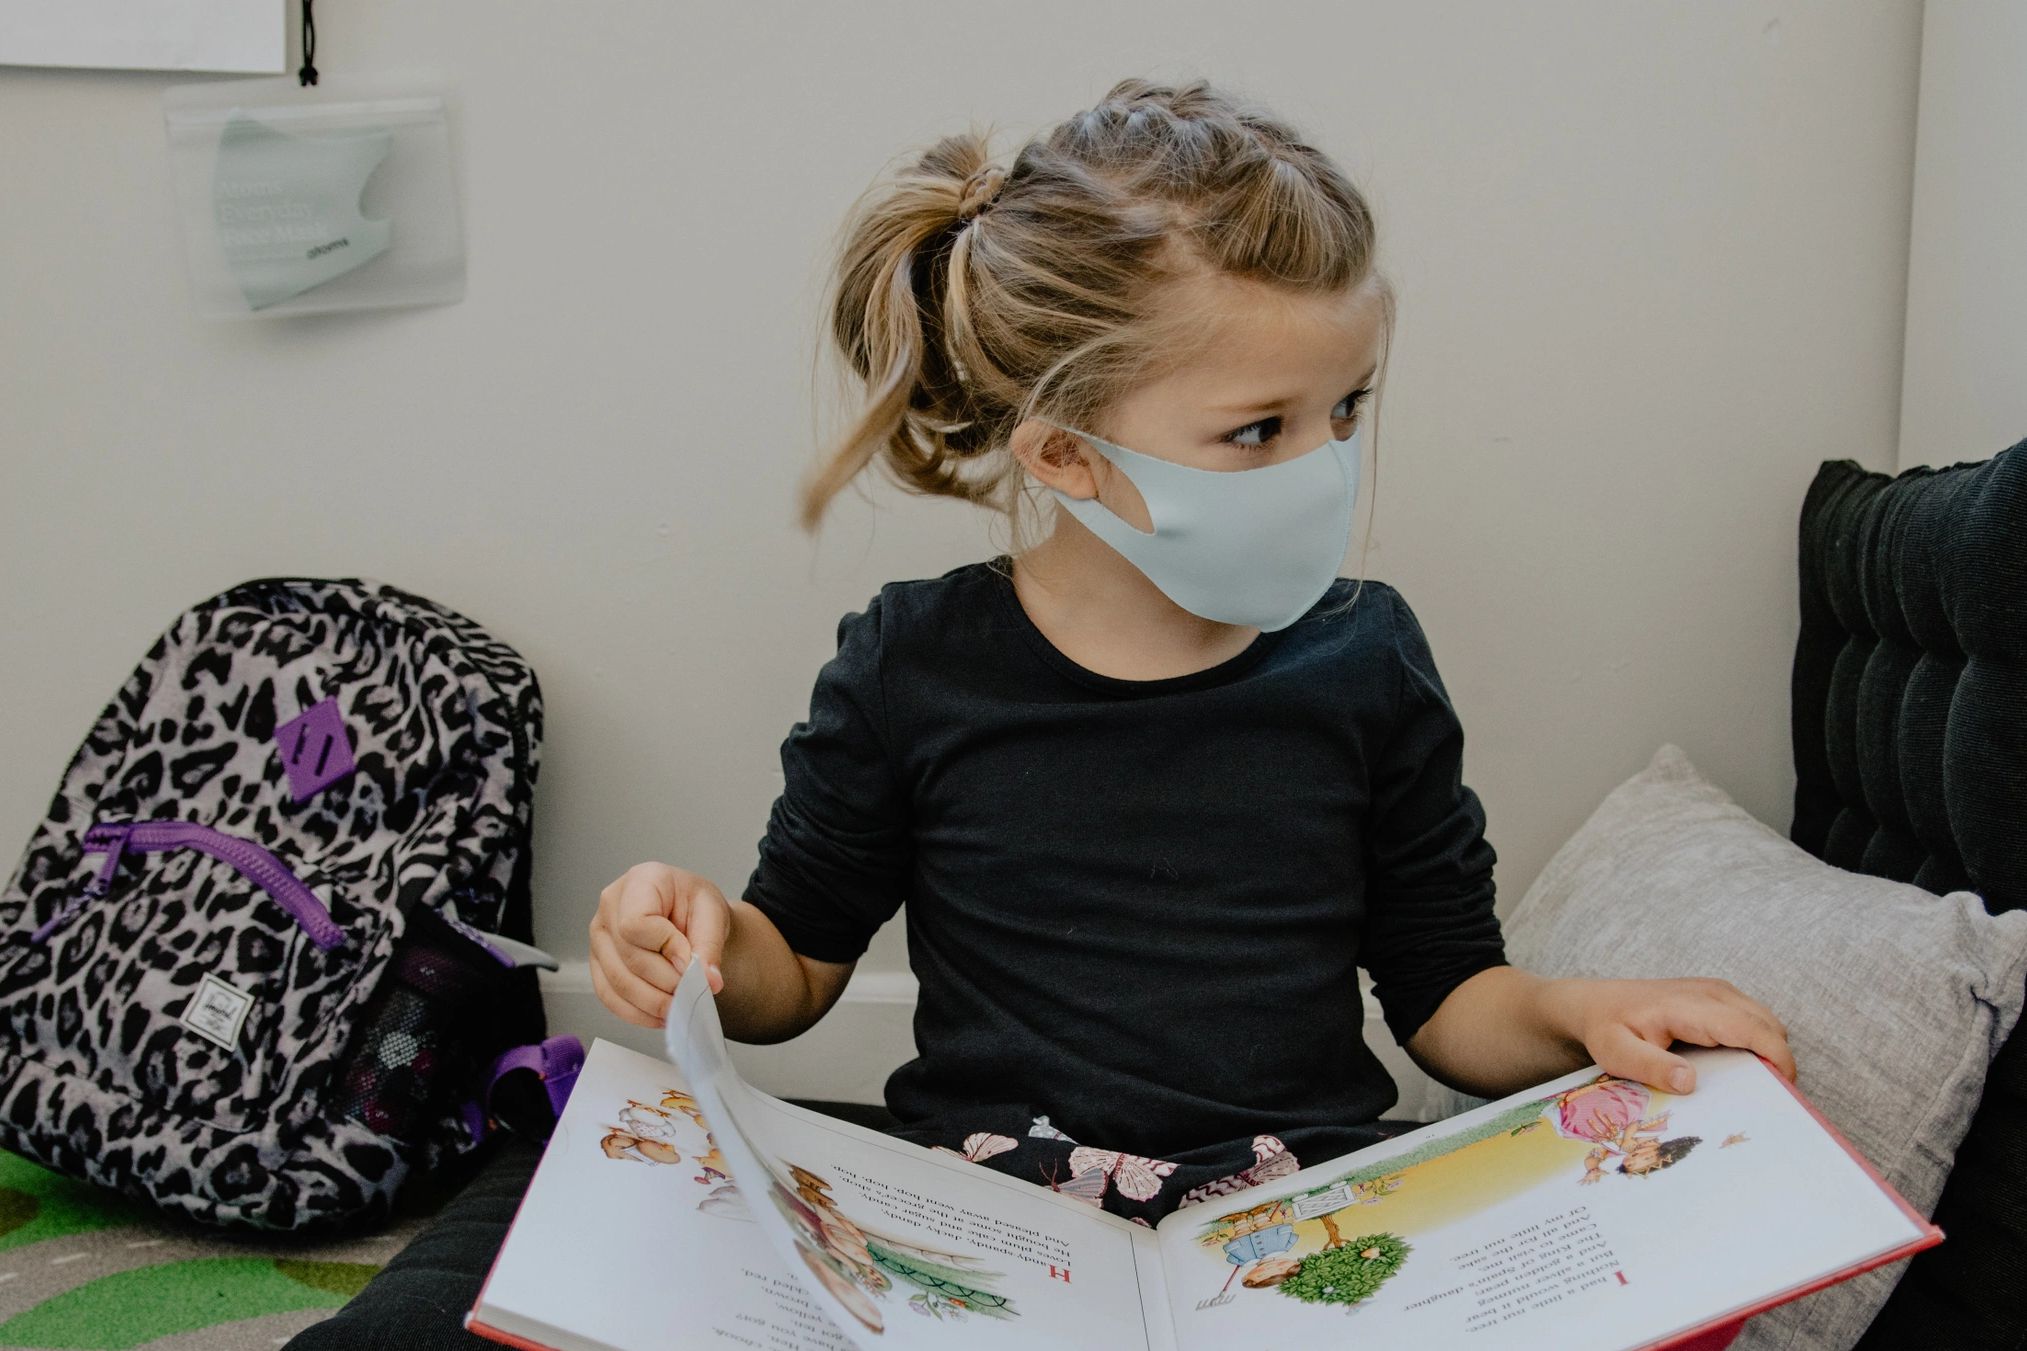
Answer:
[{"left": 298, "top": 0, "right": 318, "bottom": 86}]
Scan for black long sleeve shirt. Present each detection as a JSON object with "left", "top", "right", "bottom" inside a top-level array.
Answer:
[{"left": 743, "top": 559, "right": 1507, "bottom": 1167}]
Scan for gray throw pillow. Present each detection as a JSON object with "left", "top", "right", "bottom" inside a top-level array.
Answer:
[{"left": 1429, "top": 743, "right": 2027, "bottom": 1351}]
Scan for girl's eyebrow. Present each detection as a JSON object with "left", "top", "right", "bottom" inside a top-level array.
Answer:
[{"left": 1206, "top": 362, "right": 1381, "bottom": 415}]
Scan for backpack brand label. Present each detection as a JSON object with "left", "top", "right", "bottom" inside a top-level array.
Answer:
[{"left": 180, "top": 974, "right": 253, "bottom": 1049}]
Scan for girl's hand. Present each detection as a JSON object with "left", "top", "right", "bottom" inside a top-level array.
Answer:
[
  {"left": 1538, "top": 976, "right": 1797, "bottom": 1094},
  {"left": 589, "top": 862, "right": 730, "bottom": 1029}
]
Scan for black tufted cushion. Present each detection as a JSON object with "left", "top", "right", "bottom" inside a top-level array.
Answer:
[
  {"left": 1792, "top": 443, "right": 2027, "bottom": 901},
  {"left": 1788, "top": 439, "right": 2027, "bottom": 1351}
]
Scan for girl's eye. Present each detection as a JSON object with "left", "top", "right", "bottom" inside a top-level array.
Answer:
[{"left": 1220, "top": 388, "right": 1371, "bottom": 453}]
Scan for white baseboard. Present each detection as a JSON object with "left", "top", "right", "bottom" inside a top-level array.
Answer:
[
  {"left": 541, "top": 963, "right": 1456, "bottom": 1121},
  {"left": 540, "top": 962, "right": 920, "bottom": 1105}
]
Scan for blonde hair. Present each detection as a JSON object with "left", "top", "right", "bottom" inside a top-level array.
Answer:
[{"left": 803, "top": 76, "right": 1393, "bottom": 595}]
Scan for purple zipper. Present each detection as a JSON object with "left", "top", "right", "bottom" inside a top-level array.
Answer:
[{"left": 31, "top": 819, "right": 346, "bottom": 951}]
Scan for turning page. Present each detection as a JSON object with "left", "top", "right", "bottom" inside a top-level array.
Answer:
[
  {"left": 469, "top": 1037, "right": 867, "bottom": 1351},
  {"left": 663, "top": 959, "right": 1176, "bottom": 1351},
  {"left": 1151, "top": 1047, "right": 1939, "bottom": 1351}
]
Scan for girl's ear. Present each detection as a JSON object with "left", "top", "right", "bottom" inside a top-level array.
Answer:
[{"left": 1010, "top": 419, "right": 1100, "bottom": 500}]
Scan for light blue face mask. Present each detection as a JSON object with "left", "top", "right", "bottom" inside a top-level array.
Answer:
[
  {"left": 213, "top": 112, "right": 393, "bottom": 311},
  {"left": 1043, "top": 421, "right": 1364, "bottom": 632}
]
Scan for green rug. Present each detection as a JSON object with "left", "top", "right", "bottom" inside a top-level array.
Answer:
[{"left": 0, "top": 1152, "right": 427, "bottom": 1351}]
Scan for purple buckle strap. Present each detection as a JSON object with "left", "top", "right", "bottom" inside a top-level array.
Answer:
[{"left": 484, "top": 1034, "right": 585, "bottom": 1136}]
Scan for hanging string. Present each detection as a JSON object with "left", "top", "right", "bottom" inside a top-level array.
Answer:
[{"left": 297, "top": 0, "right": 318, "bottom": 86}]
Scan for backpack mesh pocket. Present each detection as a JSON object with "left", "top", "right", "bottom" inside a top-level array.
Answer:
[{"left": 330, "top": 907, "right": 511, "bottom": 1144}]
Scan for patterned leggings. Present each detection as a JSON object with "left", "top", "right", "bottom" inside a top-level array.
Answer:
[{"left": 884, "top": 1106, "right": 1397, "bottom": 1227}]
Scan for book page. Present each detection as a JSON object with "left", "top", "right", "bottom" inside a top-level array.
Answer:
[
  {"left": 666, "top": 960, "right": 1175, "bottom": 1351},
  {"left": 469, "top": 1037, "right": 864, "bottom": 1351},
  {"left": 1154, "top": 1047, "right": 1935, "bottom": 1351}
]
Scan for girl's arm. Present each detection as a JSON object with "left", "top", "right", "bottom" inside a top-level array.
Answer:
[
  {"left": 1401, "top": 964, "right": 1798, "bottom": 1100},
  {"left": 718, "top": 897, "right": 857, "bottom": 1044}
]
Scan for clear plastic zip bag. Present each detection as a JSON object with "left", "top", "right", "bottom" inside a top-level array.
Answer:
[{"left": 164, "top": 72, "right": 464, "bottom": 318}]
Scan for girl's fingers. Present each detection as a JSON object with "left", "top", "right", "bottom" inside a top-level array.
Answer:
[
  {"left": 616, "top": 907, "right": 681, "bottom": 959},
  {"left": 614, "top": 924, "right": 681, "bottom": 994},
  {"left": 1593, "top": 1023, "right": 1696, "bottom": 1094},
  {"left": 590, "top": 905, "right": 681, "bottom": 991},
  {"left": 591, "top": 926, "right": 674, "bottom": 1026},
  {"left": 612, "top": 868, "right": 682, "bottom": 954},
  {"left": 1665, "top": 994, "right": 1798, "bottom": 1083},
  {"left": 678, "top": 883, "right": 732, "bottom": 994},
  {"left": 590, "top": 955, "right": 664, "bottom": 1030},
  {"left": 1719, "top": 992, "right": 1797, "bottom": 1077},
  {"left": 1700, "top": 979, "right": 1790, "bottom": 1046}
]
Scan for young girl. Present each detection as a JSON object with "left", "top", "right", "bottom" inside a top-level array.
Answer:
[{"left": 588, "top": 76, "right": 1796, "bottom": 1230}]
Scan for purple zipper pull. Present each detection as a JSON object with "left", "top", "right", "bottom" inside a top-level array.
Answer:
[{"left": 31, "top": 822, "right": 137, "bottom": 944}]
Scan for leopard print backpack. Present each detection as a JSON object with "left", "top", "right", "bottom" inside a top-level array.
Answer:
[{"left": 0, "top": 576, "right": 582, "bottom": 1230}]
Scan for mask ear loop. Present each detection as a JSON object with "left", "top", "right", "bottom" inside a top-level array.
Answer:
[{"left": 297, "top": 0, "right": 318, "bottom": 86}]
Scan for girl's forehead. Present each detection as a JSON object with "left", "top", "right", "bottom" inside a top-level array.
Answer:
[{"left": 1157, "top": 273, "right": 1386, "bottom": 408}]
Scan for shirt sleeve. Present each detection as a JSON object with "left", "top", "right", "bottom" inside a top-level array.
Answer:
[
  {"left": 1358, "top": 586, "right": 1509, "bottom": 1046},
  {"left": 742, "top": 594, "right": 912, "bottom": 963}
]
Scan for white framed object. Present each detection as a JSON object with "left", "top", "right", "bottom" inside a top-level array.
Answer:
[{"left": 1, "top": 0, "right": 284, "bottom": 74}]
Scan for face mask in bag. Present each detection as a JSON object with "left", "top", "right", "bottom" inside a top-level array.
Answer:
[
  {"left": 1042, "top": 422, "right": 1364, "bottom": 631},
  {"left": 213, "top": 112, "right": 393, "bottom": 311}
]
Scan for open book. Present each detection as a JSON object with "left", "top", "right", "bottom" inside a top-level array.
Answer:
[{"left": 467, "top": 960, "right": 1941, "bottom": 1351}]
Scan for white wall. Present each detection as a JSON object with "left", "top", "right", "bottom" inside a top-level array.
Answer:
[
  {"left": 1898, "top": 1, "right": 2027, "bottom": 469},
  {"left": 1, "top": 4, "right": 1923, "bottom": 1102}
]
